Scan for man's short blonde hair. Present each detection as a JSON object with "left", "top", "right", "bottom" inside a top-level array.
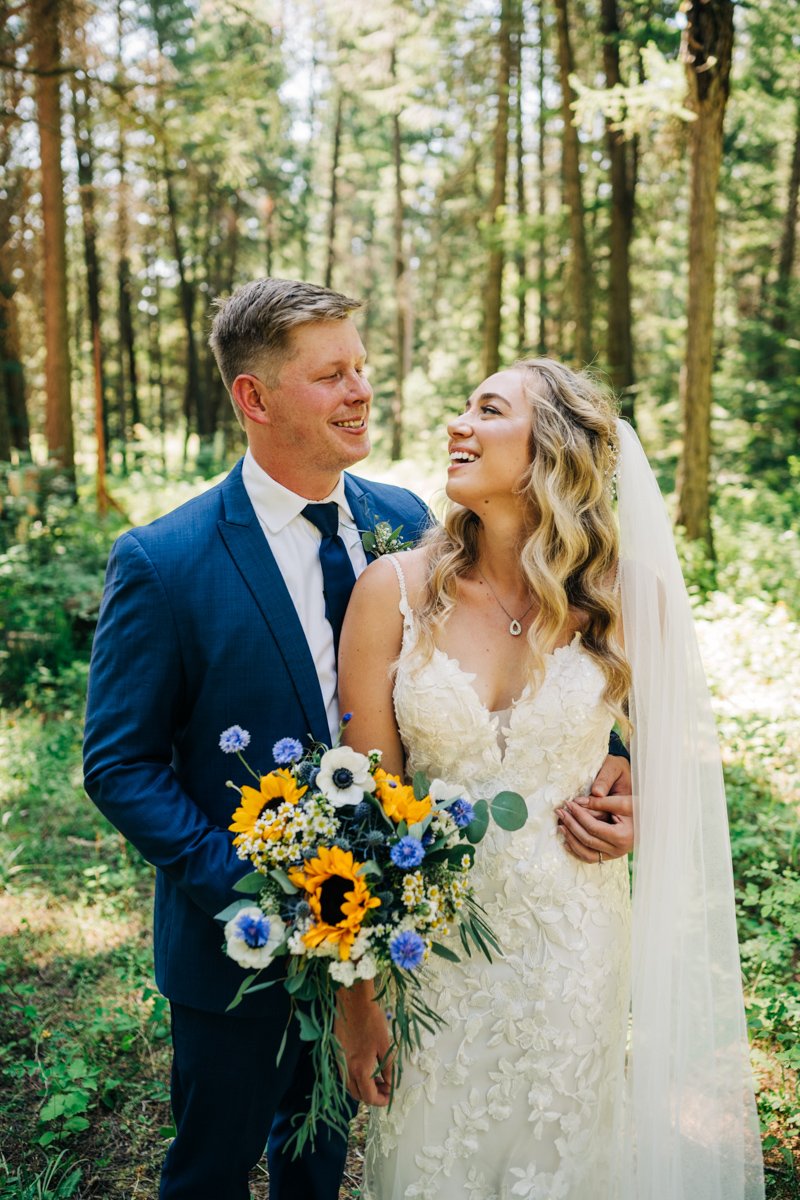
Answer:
[{"left": 209, "top": 278, "right": 363, "bottom": 420}]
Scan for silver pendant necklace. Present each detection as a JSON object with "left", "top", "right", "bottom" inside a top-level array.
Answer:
[{"left": 477, "top": 568, "right": 534, "bottom": 637}]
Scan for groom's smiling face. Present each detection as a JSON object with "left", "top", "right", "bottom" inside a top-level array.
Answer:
[{"left": 252, "top": 318, "right": 373, "bottom": 498}]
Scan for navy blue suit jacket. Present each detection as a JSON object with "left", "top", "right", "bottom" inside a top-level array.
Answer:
[{"left": 83, "top": 460, "right": 430, "bottom": 1016}]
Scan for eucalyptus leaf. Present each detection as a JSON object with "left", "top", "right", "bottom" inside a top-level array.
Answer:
[
  {"left": 412, "top": 771, "right": 429, "bottom": 801},
  {"left": 214, "top": 898, "right": 252, "bottom": 923},
  {"left": 465, "top": 798, "right": 490, "bottom": 844},
  {"left": 270, "top": 866, "right": 298, "bottom": 894},
  {"left": 490, "top": 790, "right": 528, "bottom": 831},
  {"left": 232, "top": 871, "right": 264, "bottom": 896}
]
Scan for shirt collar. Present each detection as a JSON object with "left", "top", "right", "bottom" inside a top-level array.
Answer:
[{"left": 242, "top": 449, "right": 354, "bottom": 534}]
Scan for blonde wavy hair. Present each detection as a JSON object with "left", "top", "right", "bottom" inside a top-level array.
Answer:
[{"left": 415, "top": 358, "right": 631, "bottom": 727}]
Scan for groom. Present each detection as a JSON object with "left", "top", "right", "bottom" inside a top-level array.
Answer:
[{"left": 83, "top": 277, "right": 632, "bottom": 1199}]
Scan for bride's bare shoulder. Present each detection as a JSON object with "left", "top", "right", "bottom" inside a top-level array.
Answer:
[{"left": 355, "top": 547, "right": 429, "bottom": 604}]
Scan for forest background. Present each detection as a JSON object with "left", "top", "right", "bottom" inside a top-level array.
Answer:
[{"left": 0, "top": 0, "right": 798, "bottom": 1196}]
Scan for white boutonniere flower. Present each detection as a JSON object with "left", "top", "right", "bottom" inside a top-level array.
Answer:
[{"left": 361, "top": 519, "right": 413, "bottom": 558}]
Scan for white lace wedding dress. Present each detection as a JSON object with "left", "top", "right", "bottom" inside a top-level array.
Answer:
[{"left": 363, "top": 558, "right": 632, "bottom": 1200}]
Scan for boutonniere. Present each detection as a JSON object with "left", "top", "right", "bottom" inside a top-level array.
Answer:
[{"left": 360, "top": 519, "right": 413, "bottom": 557}]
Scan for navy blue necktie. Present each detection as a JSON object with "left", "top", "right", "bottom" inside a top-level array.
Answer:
[{"left": 302, "top": 502, "right": 357, "bottom": 655}]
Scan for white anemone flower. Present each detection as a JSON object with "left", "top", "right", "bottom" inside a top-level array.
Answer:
[
  {"left": 224, "top": 906, "right": 285, "bottom": 969},
  {"left": 428, "top": 778, "right": 466, "bottom": 804},
  {"left": 316, "top": 746, "right": 376, "bottom": 808}
]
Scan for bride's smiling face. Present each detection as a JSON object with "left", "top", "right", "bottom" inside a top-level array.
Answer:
[{"left": 446, "top": 369, "right": 533, "bottom": 510}]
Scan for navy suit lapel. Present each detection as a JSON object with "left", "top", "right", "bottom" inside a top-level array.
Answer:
[
  {"left": 345, "top": 474, "right": 379, "bottom": 563},
  {"left": 217, "top": 463, "right": 330, "bottom": 745}
]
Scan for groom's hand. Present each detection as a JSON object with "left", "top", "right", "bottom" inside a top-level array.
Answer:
[
  {"left": 335, "top": 980, "right": 393, "bottom": 1107},
  {"left": 557, "top": 753, "right": 634, "bottom": 862}
]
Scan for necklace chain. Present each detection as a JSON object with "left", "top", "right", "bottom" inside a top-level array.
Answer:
[{"left": 476, "top": 568, "right": 534, "bottom": 637}]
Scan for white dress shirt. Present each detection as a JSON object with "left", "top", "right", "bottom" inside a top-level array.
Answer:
[{"left": 241, "top": 449, "right": 368, "bottom": 741}]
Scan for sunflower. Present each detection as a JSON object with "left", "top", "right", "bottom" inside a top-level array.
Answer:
[
  {"left": 374, "top": 768, "right": 432, "bottom": 825},
  {"left": 288, "top": 845, "right": 381, "bottom": 960},
  {"left": 229, "top": 769, "right": 307, "bottom": 844}
]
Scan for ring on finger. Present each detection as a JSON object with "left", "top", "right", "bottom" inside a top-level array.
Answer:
[{"left": 598, "top": 850, "right": 604, "bottom": 865}]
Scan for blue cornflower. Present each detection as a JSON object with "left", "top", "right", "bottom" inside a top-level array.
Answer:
[
  {"left": 234, "top": 910, "right": 271, "bottom": 948},
  {"left": 390, "top": 930, "right": 426, "bottom": 970},
  {"left": 447, "top": 797, "right": 475, "bottom": 829},
  {"left": 341, "top": 712, "right": 353, "bottom": 724},
  {"left": 219, "top": 725, "right": 251, "bottom": 754},
  {"left": 390, "top": 836, "right": 425, "bottom": 870},
  {"left": 272, "top": 736, "right": 304, "bottom": 765}
]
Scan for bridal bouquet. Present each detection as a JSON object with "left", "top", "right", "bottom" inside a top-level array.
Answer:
[{"left": 215, "top": 716, "right": 527, "bottom": 1154}]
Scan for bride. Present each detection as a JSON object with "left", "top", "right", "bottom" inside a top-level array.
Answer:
[{"left": 335, "top": 359, "right": 764, "bottom": 1200}]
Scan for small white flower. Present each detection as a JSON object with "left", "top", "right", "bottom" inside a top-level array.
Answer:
[
  {"left": 329, "top": 959, "right": 357, "bottom": 986},
  {"left": 224, "top": 906, "right": 284, "bottom": 969},
  {"left": 316, "top": 746, "right": 376, "bottom": 807},
  {"left": 428, "top": 778, "right": 466, "bottom": 804},
  {"left": 355, "top": 952, "right": 378, "bottom": 981}
]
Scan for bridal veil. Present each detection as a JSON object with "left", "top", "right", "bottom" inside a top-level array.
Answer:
[{"left": 613, "top": 419, "right": 764, "bottom": 1199}]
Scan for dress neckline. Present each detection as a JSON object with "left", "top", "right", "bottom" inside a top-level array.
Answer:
[{"left": 431, "top": 631, "right": 583, "bottom": 723}]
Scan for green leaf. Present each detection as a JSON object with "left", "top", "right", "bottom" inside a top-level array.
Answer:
[
  {"left": 430, "top": 941, "right": 460, "bottom": 963},
  {"left": 358, "top": 859, "right": 382, "bottom": 878},
  {"left": 490, "top": 790, "right": 528, "bottom": 831},
  {"left": 465, "top": 799, "right": 490, "bottom": 844},
  {"left": 270, "top": 867, "right": 298, "bottom": 895},
  {"left": 361, "top": 531, "right": 377, "bottom": 552},
  {"left": 214, "top": 898, "right": 252, "bottom": 923},
  {"left": 295, "top": 1008, "right": 322, "bottom": 1042},
  {"left": 225, "top": 970, "right": 259, "bottom": 1011},
  {"left": 412, "top": 771, "right": 430, "bottom": 800},
  {"left": 446, "top": 844, "right": 475, "bottom": 869},
  {"left": 232, "top": 872, "right": 264, "bottom": 896}
]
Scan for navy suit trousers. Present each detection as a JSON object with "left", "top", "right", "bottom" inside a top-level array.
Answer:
[{"left": 160, "top": 1003, "right": 356, "bottom": 1200}]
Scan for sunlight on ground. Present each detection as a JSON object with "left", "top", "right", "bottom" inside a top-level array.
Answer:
[{"left": 0, "top": 890, "right": 146, "bottom": 969}]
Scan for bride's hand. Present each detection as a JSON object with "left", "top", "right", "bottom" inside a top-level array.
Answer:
[
  {"left": 556, "top": 753, "right": 634, "bottom": 863},
  {"left": 334, "top": 980, "right": 394, "bottom": 1107}
]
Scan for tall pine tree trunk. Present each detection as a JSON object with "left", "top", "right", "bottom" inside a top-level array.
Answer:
[
  {"left": 537, "top": 2, "right": 548, "bottom": 355},
  {"left": 390, "top": 46, "right": 408, "bottom": 462},
  {"left": 514, "top": 2, "right": 527, "bottom": 354},
  {"left": 32, "top": 0, "right": 74, "bottom": 472},
  {"left": 482, "top": 0, "right": 514, "bottom": 378},
  {"left": 165, "top": 168, "right": 201, "bottom": 440},
  {"left": 600, "top": 0, "right": 636, "bottom": 421},
  {"left": 676, "top": 0, "right": 734, "bottom": 550},
  {"left": 554, "top": 0, "right": 592, "bottom": 365},
  {"left": 72, "top": 71, "right": 109, "bottom": 512},
  {"left": 770, "top": 95, "right": 800, "bottom": 344},
  {"left": 324, "top": 90, "right": 343, "bottom": 289}
]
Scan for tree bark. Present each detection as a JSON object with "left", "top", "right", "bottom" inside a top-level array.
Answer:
[
  {"left": 553, "top": 0, "right": 593, "bottom": 365},
  {"left": 324, "top": 90, "right": 343, "bottom": 290},
  {"left": 514, "top": 1, "right": 527, "bottom": 354},
  {"left": 482, "top": 0, "right": 514, "bottom": 378},
  {"left": 676, "top": 0, "right": 734, "bottom": 549},
  {"left": 537, "top": 2, "right": 548, "bottom": 355},
  {"left": 390, "top": 45, "right": 409, "bottom": 461},
  {"left": 771, "top": 95, "right": 800, "bottom": 342},
  {"left": 72, "top": 72, "right": 109, "bottom": 512},
  {"left": 600, "top": 0, "right": 636, "bottom": 421},
  {"left": 32, "top": 0, "right": 74, "bottom": 472},
  {"left": 676, "top": 0, "right": 734, "bottom": 551},
  {"left": 165, "top": 167, "right": 202, "bottom": 438}
]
